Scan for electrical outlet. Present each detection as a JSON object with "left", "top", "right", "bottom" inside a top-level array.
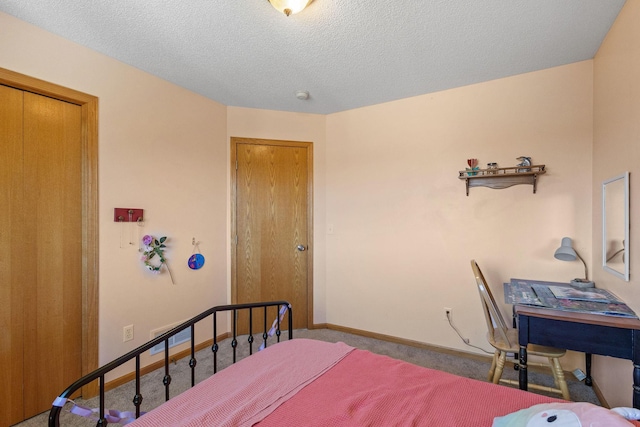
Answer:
[
  {"left": 444, "top": 307, "right": 452, "bottom": 321},
  {"left": 123, "top": 324, "right": 134, "bottom": 342}
]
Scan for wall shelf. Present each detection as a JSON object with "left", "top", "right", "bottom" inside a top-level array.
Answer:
[{"left": 458, "top": 165, "right": 546, "bottom": 196}]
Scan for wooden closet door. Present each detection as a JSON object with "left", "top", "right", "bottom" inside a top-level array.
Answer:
[
  {"left": 0, "top": 84, "right": 27, "bottom": 426},
  {"left": 22, "top": 92, "right": 83, "bottom": 418},
  {"left": 0, "top": 87, "right": 83, "bottom": 424}
]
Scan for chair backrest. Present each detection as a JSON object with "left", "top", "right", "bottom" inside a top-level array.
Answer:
[{"left": 470, "top": 260, "right": 514, "bottom": 347}]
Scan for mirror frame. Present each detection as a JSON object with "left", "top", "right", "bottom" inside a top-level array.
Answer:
[{"left": 602, "top": 172, "right": 630, "bottom": 281}]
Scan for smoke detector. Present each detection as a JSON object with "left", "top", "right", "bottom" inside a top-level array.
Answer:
[{"left": 295, "top": 90, "right": 310, "bottom": 100}]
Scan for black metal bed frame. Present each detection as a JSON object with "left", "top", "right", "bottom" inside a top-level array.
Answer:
[{"left": 48, "top": 301, "right": 293, "bottom": 427}]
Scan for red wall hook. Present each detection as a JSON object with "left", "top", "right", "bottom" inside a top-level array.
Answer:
[{"left": 114, "top": 208, "right": 144, "bottom": 222}]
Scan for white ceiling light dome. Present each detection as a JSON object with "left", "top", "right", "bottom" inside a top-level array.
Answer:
[{"left": 268, "top": 0, "right": 312, "bottom": 16}]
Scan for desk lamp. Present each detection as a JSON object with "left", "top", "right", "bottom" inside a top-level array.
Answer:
[{"left": 554, "top": 237, "right": 595, "bottom": 288}]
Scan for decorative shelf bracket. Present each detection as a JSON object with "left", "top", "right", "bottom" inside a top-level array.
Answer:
[{"left": 458, "top": 165, "right": 546, "bottom": 196}]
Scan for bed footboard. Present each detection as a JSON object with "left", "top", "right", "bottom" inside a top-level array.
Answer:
[{"left": 48, "top": 301, "right": 292, "bottom": 427}]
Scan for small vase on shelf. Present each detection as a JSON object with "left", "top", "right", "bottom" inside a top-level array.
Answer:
[{"left": 466, "top": 158, "right": 479, "bottom": 176}]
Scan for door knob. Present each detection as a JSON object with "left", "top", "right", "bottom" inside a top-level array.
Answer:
[{"left": 297, "top": 245, "right": 306, "bottom": 251}]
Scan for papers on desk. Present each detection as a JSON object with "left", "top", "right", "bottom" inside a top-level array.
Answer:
[
  {"left": 547, "top": 286, "right": 623, "bottom": 304},
  {"left": 504, "top": 280, "right": 545, "bottom": 306},
  {"left": 505, "top": 279, "right": 638, "bottom": 318}
]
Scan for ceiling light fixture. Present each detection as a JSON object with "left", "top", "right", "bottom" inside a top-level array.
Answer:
[{"left": 268, "top": 0, "right": 312, "bottom": 16}]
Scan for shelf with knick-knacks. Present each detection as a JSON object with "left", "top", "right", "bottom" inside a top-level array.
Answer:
[{"left": 458, "top": 164, "right": 546, "bottom": 196}]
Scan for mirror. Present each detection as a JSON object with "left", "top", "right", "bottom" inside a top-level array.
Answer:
[{"left": 602, "top": 172, "right": 629, "bottom": 281}]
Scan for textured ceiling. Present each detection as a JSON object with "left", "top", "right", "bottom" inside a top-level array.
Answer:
[{"left": 0, "top": 0, "right": 625, "bottom": 114}]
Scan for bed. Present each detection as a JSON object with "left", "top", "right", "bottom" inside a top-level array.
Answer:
[{"left": 48, "top": 301, "right": 640, "bottom": 426}]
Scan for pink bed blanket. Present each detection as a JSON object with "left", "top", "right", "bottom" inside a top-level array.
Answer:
[
  {"left": 127, "top": 339, "right": 354, "bottom": 426},
  {"left": 128, "top": 338, "right": 636, "bottom": 426},
  {"left": 257, "top": 345, "right": 566, "bottom": 426}
]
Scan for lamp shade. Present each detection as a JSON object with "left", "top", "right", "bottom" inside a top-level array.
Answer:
[
  {"left": 268, "top": 0, "right": 312, "bottom": 16},
  {"left": 554, "top": 237, "right": 578, "bottom": 261}
]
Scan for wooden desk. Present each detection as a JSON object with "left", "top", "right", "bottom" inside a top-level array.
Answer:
[{"left": 516, "top": 304, "right": 640, "bottom": 408}]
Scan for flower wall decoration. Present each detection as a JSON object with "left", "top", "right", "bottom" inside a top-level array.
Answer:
[{"left": 141, "top": 235, "right": 175, "bottom": 284}]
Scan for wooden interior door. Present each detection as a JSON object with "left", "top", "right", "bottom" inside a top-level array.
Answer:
[
  {"left": 0, "top": 85, "right": 84, "bottom": 424},
  {"left": 232, "top": 138, "right": 313, "bottom": 332}
]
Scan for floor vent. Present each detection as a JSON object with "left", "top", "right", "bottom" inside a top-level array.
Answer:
[{"left": 150, "top": 324, "right": 191, "bottom": 356}]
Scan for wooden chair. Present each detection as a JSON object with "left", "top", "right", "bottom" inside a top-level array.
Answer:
[{"left": 470, "top": 260, "right": 570, "bottom": 400}]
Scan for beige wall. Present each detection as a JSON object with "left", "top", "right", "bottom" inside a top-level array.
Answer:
[
  {"left": 324, "top": 63, "right": 593, "bottom": 370},
  {"left": 0, "top": 11, "right": 229, "bottom": 378},
  {"left": 592, "top": 0, "right": 640, "bottom": 408}
]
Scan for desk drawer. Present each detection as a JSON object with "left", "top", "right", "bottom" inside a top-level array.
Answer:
[{"left": 518, "top": 315, "right": 636, "bottom": 359}]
